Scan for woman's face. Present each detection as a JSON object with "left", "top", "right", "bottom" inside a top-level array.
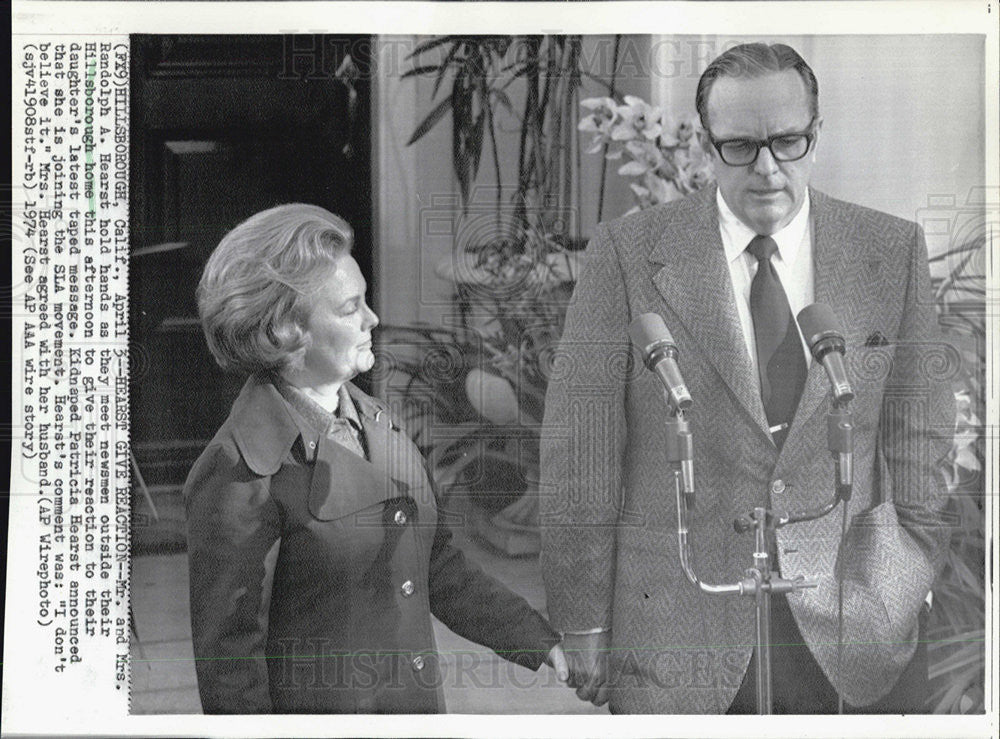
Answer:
[{"left": 296, "top": 255, "right": 379, "bottom": 386}]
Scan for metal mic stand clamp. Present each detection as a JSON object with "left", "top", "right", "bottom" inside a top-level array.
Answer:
[{"left": 729, "top": 506, "right": 818, "bottom": 715}]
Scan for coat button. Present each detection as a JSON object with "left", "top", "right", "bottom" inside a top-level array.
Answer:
[
  {"left": 394, "top": 510, "right": 408, "bottom": 526},
  {"left": 411, "top": 655, "right": 425, "bottom": 671},
  {"left": 401, "top": 580, "right": 415, "bottom": 597},
  {"left": 771, "top": 479, "right": 786, "bottom": 494}
]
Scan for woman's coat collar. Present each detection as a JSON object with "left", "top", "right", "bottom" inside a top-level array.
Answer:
[{"left": 227, "top": 373, "right": 389, "bottom": 476}]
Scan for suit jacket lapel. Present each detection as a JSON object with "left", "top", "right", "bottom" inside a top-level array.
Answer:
[
  {"left": 781, "top": 189, "right": 881, "bottom": 462},
  {"left": 650, "top": 187, "right": 771, "bottom": 440}
]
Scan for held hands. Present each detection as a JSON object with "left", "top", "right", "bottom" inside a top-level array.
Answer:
[{"left": 561, "top": 630, "right": 612, "bottom": 706}]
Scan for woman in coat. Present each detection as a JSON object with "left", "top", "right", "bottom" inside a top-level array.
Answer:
[{"left": 186, "top": 204, "right": 567, "bottom": 713}]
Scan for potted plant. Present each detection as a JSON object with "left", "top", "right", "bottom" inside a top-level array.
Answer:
[
  {"left": 378, "top": 267, "right": 570, "bottom": 555},
  {"left": 390, "top": 35, "right": 590, "bottom": 554}
]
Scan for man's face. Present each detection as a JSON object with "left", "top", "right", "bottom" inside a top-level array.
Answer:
[{"left": 702, "top": 69, "right": 820, "bottom": 235}]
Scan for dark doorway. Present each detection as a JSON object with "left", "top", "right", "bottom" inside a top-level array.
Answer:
[{"left": 129, "top": 35, "right": 372, "bottom": 549}]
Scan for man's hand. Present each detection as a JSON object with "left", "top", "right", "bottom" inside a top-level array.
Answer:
[
  {"left": 562, "top": 630, "right": 612, "bottom": 706},
  {"left": 545, "top": 642, "right": 569, "bottom": 683}
]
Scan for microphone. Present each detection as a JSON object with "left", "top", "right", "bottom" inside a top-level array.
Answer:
[
  {"left": 629, "top": 313, "right": 694, "bottom": 507},
  {"left": 628, "top": 313, "right": 693, "bottom": 412},
  {"left": 796, "top": 303, "right": 854, "bottom": 404},
  {"left": 796, "top": 303, "right": 854, "bottom": 499}
]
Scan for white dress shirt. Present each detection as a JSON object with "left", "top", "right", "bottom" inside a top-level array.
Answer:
[{"left": 716, "top": 188, "right": 815, "bottom": 374}]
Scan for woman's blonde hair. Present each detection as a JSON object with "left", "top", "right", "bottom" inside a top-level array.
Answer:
[{"left": 197, "top": 203, "right": 353, "bottom": 374}]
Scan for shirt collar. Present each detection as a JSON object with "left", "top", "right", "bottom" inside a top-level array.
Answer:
[
  {"left": 274, "top": 379, "right": 363, "bottom": 438},
  {"left": 717, "top": 188, "right": 811, "bottom": 265}
]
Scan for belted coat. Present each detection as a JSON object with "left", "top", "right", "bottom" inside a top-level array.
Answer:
[{"left": 186, "top": 375, "right": 558, "bottom": 713}]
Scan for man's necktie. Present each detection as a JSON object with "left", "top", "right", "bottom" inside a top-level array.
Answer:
[{"left": 747, "top": 235, "right": 807, "bottom": 450}]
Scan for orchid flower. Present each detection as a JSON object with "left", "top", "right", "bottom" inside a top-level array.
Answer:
[
  {"left": 611, "top": 95, "right": 664, "bottom": 142},
  {"left": 578, "top": 97, "right": 619, "bottom": 152},
  {"left": 581, "top": 94, "right": 715, "bottom": 211}
]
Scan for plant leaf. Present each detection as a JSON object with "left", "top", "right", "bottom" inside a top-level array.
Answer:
[
  {"left": 452, "top": 77, "right": 473, "bottom": 205},
  {"left": 401, "top": 64, "right": 450, "bottom": 81},
  {"left": 407, "top": 96, "right": 453, "bottom": 146},
  {"left": 432, "top": 41, "right": 465, "bottom": 100},
  {"left": 492, "top": 87, "right": 514, "bottom": 115},
  {"left": 408, "top": 35, "right": 459, "bottom": 59},
  {"left": 470, "top": 111, "right": 485, "bottom": 180}
]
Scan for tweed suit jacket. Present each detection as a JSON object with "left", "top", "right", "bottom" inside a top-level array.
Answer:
[
  {"left": 186, "top": 375, "right": 557, "bottom": 713},
  {"left": 540, "top": 186, "right": 954, "bottom": 713}
]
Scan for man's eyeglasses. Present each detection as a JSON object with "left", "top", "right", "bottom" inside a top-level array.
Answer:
[{"left": 705, "top": 118, "right": 818, "bottom": 167}]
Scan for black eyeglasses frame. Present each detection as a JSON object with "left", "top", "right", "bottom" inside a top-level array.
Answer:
[{"left": 704, "top": 117, "right": 819, "bottom": 167}]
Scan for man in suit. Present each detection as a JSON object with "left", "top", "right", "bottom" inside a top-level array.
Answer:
[{"left": 540, "top": 43, "right": 954, "bottom": 713}]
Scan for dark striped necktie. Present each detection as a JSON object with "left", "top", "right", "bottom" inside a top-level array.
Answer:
[{"left": 747, "top": 234, "right": 807, "bottom": 450}]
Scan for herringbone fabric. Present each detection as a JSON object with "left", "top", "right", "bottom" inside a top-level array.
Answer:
[
  {"left": 540, "top": 186, "right": 955, "bottom": 713},
  {"left": 747, "top": 234, "right": 807, "bottom": 450}
]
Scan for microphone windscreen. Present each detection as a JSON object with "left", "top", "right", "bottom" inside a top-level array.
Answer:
[
  {"left": 796, "top": 303, "right": 843, "bottom": 352},
  {"left": 629, "top": 313, "right": 674, "bottom": 354}
]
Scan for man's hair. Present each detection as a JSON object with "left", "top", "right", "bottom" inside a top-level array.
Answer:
[
  {"left": 197, "top": 203, "right": 353, "bottom": 375},
  {"left": 696, "top": 43, "right": 819, "bottom": 129}
]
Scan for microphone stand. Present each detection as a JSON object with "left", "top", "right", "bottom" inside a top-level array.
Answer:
[
  {"left": 668, "top": 391, "right": 853, "bottom": 715},
  {"left": 826, "top": 399, "right": 854, "bottom": 714}
]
